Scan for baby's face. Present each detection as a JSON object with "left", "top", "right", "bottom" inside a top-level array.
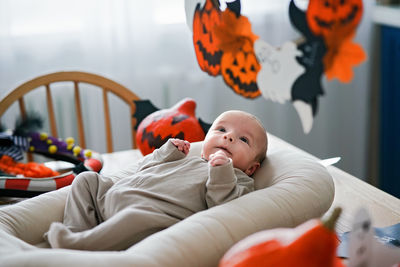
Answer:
[{"left": 201, "top": 111, "right": 266, "bottom": 176}]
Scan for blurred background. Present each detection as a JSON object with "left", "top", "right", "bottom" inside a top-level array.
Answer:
[{"left": 0, "top": 0, "right": 390, "bottom": 187}]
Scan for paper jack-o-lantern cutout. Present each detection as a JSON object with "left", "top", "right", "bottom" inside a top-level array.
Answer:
[
  {"left": 192, "top": 0, "right": 223, "bottom": 76},
  {"left": 221, "top": 41, "right": 261, "bottom": 98},
  {"left": 136, "top": 98, "right": 207, "bottom": 155},
  {"left": 306, "top": 0, "right": 363, "bottom": 40}
]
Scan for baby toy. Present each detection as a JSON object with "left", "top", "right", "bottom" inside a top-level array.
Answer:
[{"left": 0, "top": 113, "right": 102, "bottom": 197}]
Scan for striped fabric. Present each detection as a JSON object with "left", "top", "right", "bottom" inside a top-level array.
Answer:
[
  {"left": 0, "top": 146, "right": 24, "bottom": 161},
  {"left": 0, "top": 133, "right": 29, "bottom": 161},
  {"left": 11, "top": 135, "right": 30, "bottom": 151}
]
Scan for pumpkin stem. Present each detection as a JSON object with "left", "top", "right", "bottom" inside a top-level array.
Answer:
[{"left": 322, "top": 207, "right": 342, "bottom": 232}]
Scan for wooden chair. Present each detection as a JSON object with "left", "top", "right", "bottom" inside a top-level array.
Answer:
[{"left": 0, "top": 71, "right": 140, "bottom": 154}]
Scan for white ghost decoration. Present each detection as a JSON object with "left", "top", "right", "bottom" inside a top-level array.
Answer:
[{"left": 254, "top": 40, "right": 304, "bottom": 104}]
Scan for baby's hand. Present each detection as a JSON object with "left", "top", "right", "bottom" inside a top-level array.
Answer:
[
  {"left": 170, "top": 139, "right": 190, "bottom": 155},
  {"left": 208, "top": 150, "right": 230, "bottom": 167}
]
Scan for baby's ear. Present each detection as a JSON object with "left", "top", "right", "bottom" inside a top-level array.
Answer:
[{"left": 245, "top": 162, "right": 260, "bottom": 176}]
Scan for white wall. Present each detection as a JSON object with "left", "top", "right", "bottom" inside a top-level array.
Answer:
[{"left": 0, "top": 0, "right": 376, "bottom": 181}]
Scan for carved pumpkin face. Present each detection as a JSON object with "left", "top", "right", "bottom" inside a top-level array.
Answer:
[
  {"left": 136, "top": 98, "right": 206, "bottom": 155},
  {"left": 193, "top": 0, "right": 222, "bottom": 76},
  {"left": 221, "top": 42, "right": 261, "bottom": 98},
  {"left": 306, "top": 0, "right": 363, "bottom": 39}
]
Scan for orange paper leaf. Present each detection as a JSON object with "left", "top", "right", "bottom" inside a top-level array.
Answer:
[
  {"left": 324, "top": 33, "right": 366, "bottom": 83},
  {"left": 213, "top": 9, "right": 258, "bottom": 54}
]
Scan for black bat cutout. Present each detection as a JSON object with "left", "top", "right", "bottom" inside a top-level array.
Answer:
[
  {"left": 289, "top": 0, "right": 326, "bottom": 116},
  {"left": 141, "top": 128, "right": 185, "bottom": 150},
  {"left": 226, "top": 0, "right": 241, "bottom": 18},
  {"left": 198, "top": 118, "right": 212, "bottom": 133},
  {"left": 133, "top": 100, "right": 159, "bottom": 131}
]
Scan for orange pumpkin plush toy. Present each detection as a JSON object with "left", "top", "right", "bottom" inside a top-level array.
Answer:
[
  {"left": 136, "top": 98, "right": 207, "bottom": 156},
  {"left": 219, "top": 207, "right": 345, "bottom": 267}
]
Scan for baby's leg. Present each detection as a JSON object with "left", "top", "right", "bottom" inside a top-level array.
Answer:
[
  {"left": 62, "top": 171, "right": 114, "bottom": 232},
  {"left": 47, "top": 206, "right": 179, "bottom": 251}
]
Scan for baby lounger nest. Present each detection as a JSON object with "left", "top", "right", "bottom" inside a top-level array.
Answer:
[{"left": 0, "top": 135, "right": 334, "bottom": 266}]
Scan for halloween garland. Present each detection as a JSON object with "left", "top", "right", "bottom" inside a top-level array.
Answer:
[
  {"left": 0, "top": 115, "right": 102, "bottom": 197},
  {"left": 185, "top": 0, "right": 366, "bottom": 133}
]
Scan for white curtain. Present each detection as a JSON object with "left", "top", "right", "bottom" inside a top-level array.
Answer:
[{"left": 0, "top": 0, "right": 375, "bottom": 181}]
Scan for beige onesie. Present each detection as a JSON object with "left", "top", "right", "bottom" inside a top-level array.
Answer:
[{"left": 45, "top": 140, "right": 254, "bottom": 251}]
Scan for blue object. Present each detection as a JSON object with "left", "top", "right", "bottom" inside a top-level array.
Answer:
[{"left": 380, "top": 25, "right": 400, "bottom": 198}]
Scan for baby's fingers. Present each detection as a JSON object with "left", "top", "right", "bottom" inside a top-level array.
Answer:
[
  {"left": 170, "top": 138, "right": 181, "bottom": 146},
  {"left": 182, "top": 141, "right": 190, "bottom": 155},
  {"left": 209, "top": 158, "right": 226, "bottom": 167},
  {"left": 171, "top": 139, "right": 184, "bottom": 149},
  {"left": 208, "top": 154, "right": 229, "bottom": 166}
]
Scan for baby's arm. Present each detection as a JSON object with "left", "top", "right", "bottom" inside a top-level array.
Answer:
[
  {"left": 205, "top": 153, "right": 254, "bottom": 208},
  {"left": 136, "top": 139, "right": 189, "bottom": 172}
]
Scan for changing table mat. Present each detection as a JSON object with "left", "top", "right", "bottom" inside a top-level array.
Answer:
[{"left": 0, "top": 135, "right": 334, "bottom": 266}]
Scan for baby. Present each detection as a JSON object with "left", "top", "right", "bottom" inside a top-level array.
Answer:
[{"left": 45, "top": 110, "right": 268, "bottom": 251}]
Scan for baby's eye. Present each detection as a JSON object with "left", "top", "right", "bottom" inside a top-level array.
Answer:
[
  {"left": 218, "top": 127, "right": 226, "bottom": 132},
  {"left": 240, "top": 137, "right": 249, "bottom": 144}
]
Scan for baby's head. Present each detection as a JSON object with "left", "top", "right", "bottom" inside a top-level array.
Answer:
[{"left": 201, "top": 110, "right": 268, "bottom": 176}]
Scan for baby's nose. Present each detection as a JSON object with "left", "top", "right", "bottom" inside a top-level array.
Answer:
[{"left": 224, "top": 134, "right": 233, "bottom": 142}]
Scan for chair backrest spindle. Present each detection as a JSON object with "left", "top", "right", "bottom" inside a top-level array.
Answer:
[
  {"left": 18, "top": 96, "right": 33, "bottom": 162},
  {"left": 103, "top": 88, "right": 113, "bottom": 153},
  {"left": 73, "top": 81, "right": 86, "bottom": 149},
  {"left": 45, "top": 84, "right": 58, "bottom": 138}
]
